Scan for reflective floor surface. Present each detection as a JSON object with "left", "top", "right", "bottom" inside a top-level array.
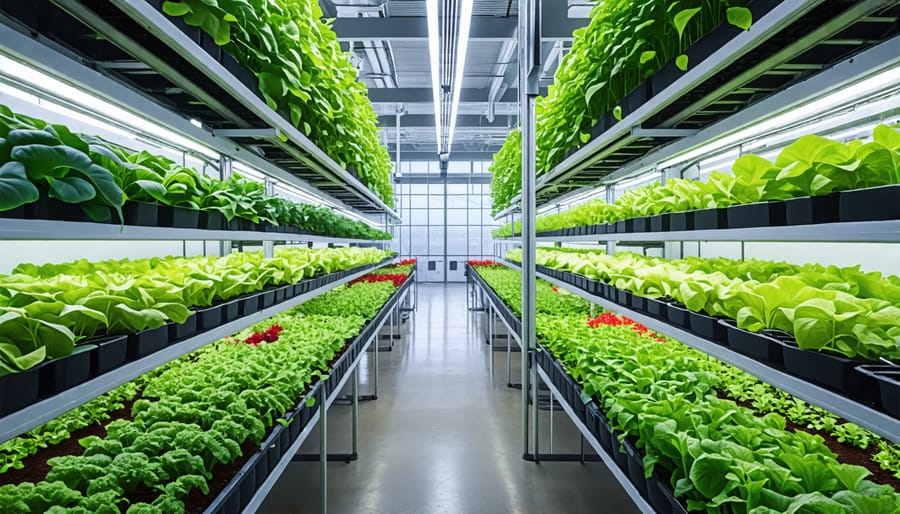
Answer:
[{"left": 259, "top": 283, "right": 640, "bottom": 514}]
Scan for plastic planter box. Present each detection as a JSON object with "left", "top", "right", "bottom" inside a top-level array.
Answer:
[
  {"left": 631, "top": 216, "right": 649, "bottom": 233},
  {"left": 856, "top": 365, "right": 900, "bottom": 417},
  {"left": 666, "top": 302, "right": 691, "bottom": 328},
  {"left": 0, "top": 365, "right": 41, "bottom": 415},
  {"left": 222, "top": 299, "right": 241, "bottom": 322},
  {"left": 122, "top": 201, "right": 158, "bottom": 226},
  {"left": 40, "top": 345, "right": 95, "bottom": 397},
  {"left": 127, "top": 325, "right": 169, "bottom": 360},
  {"left": 720, "top": 320, "right": 784, "bottom": 365},
  {"left": 238, "top": 293, "right": 261, "bottom": 317},
  {"left": 727, "top": 201, "right": 786, "bottom": 229},
  {"left": 785, "top": 194, "right": 839, "bottom": 225},
  {"left": 645, "top": 296, "right": 672, "bottom": 318},
  {"left": 649, "top": 213, "right": 670, "bottom": 232},
  {"left": 839, "top": 185, "right": 900, "bottom": 222},
  {"left": 687, "top": 311, "right": 728, "bottom": 343},
  {"left": 781, "top": 341, "right": 874, "bottom": 400},
  {"left": 205, "top": 471, "right": 243, "bottom": 514},
  {"left": 168, "top": 315, "right": 198, "bottom": 342},
  {"left": 669, "top": 211, "right": 694, "bottom": 231},
  {"left": 196, "top": 304, "right": 224, "bottom": 331},
  {"left": 647, "top": 473, "right": 674, "bottom": 514},
  {"left": 158, "top": 205, "right": 200, "bottom": 229},
  {"left": 693, "top": 207, "right": 728, "bottom": 230},
  {"left": 90, "top": 335, "right": 128, "bottom": 376},
  {"left": 623, "top": 439, "right": 649, "bottom": 499}
]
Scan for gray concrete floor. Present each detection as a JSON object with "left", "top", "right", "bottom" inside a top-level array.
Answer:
[{"left": 259, "top": 283, "right": 640, "bottom": 514}]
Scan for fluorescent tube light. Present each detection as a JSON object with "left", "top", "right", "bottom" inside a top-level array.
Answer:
[
  {"left": 447, "top": 0, "right": 474, "bottom": 153},
  {"left": 0, "top": 53, "right": 218, "bottom": 160},
  {"left": 658, "top": 63, "right": 900, "bottom": 170},
  {"left": 426, "top": 0, "right": 442, "bottom": 152}
]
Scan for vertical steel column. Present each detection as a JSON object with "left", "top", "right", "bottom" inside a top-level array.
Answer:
[
  {"left": 352, "top": 366, "right": 359, "bottom": 455},
  {"left": 605, "top": 186, "right": 616, "bottom": 256},
  {"left": 318, "top": 385, "right": 327, "bottom": 514},
  {"left": 519, "top": 0, "right": 540, "bottom": 459},
  {"left": 372, "top": 334, "right": 379, "bottom": 399},
  {"left": 263, "top": 178, "right": 275, "bottom": 259},
  {"left": 218, "top": 156, "right": 232, "bottom": 257}
]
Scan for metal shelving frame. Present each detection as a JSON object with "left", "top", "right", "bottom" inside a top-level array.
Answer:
[
  {"left": 0, "top": 12, "right": 399, "bottom": 223},
  {"left": 532, "top": 0, "right": 899, "bottom": 205},
  {"left": 491, "top": 219, "right": 900, "bottom": 244},
  {"left": 0, "top": 219, "right": 387, "bottom": 244},
  {"left": 243, "top": 276, "right": 413, "bottom": 514},
  {"left": 0, "top": 258, "right": 398, "bottom": 446},
  {"left": 497, "top": 258, "right": 900, "bottom": 443},
  {"left": 467, "top": 265, "right": 653, "bottom": 513}
]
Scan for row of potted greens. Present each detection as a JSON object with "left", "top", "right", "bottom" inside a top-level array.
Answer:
[
  {"left": 506, "top": 248, "right": 900, "bottom": 417},
  {"left": 490, "top": 0, "right": 756, "bottom": 214},
  {"left": 0, "top": 248, "right": 393, "bottom": 415},
  {"left": 0, "top": 104, "right": 390, "bottom": 240},
  {"left": 469, "top": 263, "right": 900, "bottom": 512},
  {"left": 0, "top": 273, "right": 411, "bottom": 513},
  {"left": 493, "top": 124, "right": 900, "bottom": 237},
  {"left": 159, "top": 0, "right": 394, "bottom": 206}
]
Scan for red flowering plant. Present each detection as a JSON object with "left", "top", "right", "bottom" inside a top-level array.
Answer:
[
  {"left": 349, "top": 273, "right": 408, "bottom": 288},
  {"left": 468, "top": 260, "right": 503, "bottom": 267},
  {"left": 399, "top": 258, "right": 417, "bottom": 266},
  {"left": 587, "top": 313, "right": 666, "bottom": 342},
  {"left": 239, "top": 324, "right": 284, "bottom": 347}
]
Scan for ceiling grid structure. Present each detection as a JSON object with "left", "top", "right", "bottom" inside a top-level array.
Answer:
[{"left": 322, "top": 0, "right": 589, "bottom": 161}]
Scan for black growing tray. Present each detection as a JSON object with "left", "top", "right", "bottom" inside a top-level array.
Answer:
[
  {"left": 693, "top": 207, "right": 728, "bottom": 230},
  {"left": 785, "top": 193, "right": 839, "bottom": 226},
  {"left": 687, "top": 311, "right": 728, "bottom": 343},
  {"left": 726, "top": 201, "right": 786, "bottom": 229},
  {"left": 839, "top": 185, "right": 900, "bottom": 222},
  {"left": 780, "top": 340, "right": 875, "bottom": 401},
  {"left": 90, "top": 335, "right": 128, "bottom": 376},
  {"left": 719, "top": 319, "right": 784, "bottom": 365},
  {"left": 856, "top": 365, "right": 900, "bottom": 417},
  {"left": 666, "top": 302, "right": 691, "bottom": 328}
]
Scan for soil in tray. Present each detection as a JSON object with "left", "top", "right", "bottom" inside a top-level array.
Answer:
[
  {"left": 0, "top": 398, "right": 136, "bottom": 486},
  {"left": 179, "top": 439, "right": 258, "bottom": 514},
  {"left": 716, "top": 390, "right": 900, "bottom": 491}
]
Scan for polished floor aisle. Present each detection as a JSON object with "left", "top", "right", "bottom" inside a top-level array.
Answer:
[{"left": 260, "top": 283, "right": 639, "bottom": 514}]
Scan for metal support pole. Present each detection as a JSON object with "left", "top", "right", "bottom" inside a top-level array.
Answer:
[
  {"left": 519, "top": 0, "right": 540, "bottom": 460},
  {"left": 507, "top": 330, "right": 512, "bottom": 385},
  {"left": 218, "top": 156, "right": 232, "bottom": 257},
  {"left": 372, "top": 334, "right": 379, "bottom": 399},
  {"left": 352, "top": 366, "right": 359, "bottom": 455},
  {"left": 489, "top": 304, "right": 495, "bottom": 373},
  {"left": 318, "top": 385, "right": 327, "bottom": 514},
  {"left": 263, "top": 178, "right": 275, "bottom": 259}
]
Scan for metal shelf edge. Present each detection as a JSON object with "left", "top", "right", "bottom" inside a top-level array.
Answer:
[
  {"left": 0, "top": 258, "right": 399, "bottom": 445},
  {"left": 535, "top": 366, "right": 657, "bottom": 514},
  {"left": 0, "top": 219, "right": 390, "bottom": 243},
  {"left": 521, "top": 265, "right": 900, "bottom": 443}
]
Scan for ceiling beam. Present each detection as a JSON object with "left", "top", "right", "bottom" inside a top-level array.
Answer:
[
  {"left": 390, "top": 152, "right": 499, "bottom": 161},
  {"left": 331, "top": 11, "right": 586, "bottom": 42},
  {"left": 379, "top": 114, "right": 514, "bottom": 128},
  {"left": 367, "top": 87, "right": 542, "bottom": 103}
]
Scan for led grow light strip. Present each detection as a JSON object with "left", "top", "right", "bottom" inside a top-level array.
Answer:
[
  {"left": 0, "top": 53, "right": 218, "bottom": 160},
  {"left": 447, "top": 0, "right": 474, "bottom": 153},
  {"left": 426, "top": 0, "right": 442, "bottom": 153}
]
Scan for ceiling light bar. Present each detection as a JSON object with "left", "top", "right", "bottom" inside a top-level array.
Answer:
[
  {"left": 0, "top": 53, "right": 218, "bottom": 160},
  {"left": 447, "top": 0, "right": 474, "bottom": 153},
  {"left": 426, "top": 0, "right": 442, "bottom": 152}
]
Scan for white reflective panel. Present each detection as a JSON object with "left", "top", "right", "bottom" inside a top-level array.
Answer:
[
  {"left": 400, "top": 226, "right": 411, "bottom": 255},
  {"left": 409, "top": 209, "right": 429, "bottom": 224},
  {"left": 446, "top": 195, "right": 467, "bottom": 208},
  {"left": 447, "top": 161, "right": 470, "bottom": 173},
  {"left": 446, "top": 209, "right": 467, "bottom": 225},
  {"left": 410, "top": 227, "right": 429, "bottom": 254},
  {"left": 429, "top": 184, "right": 445, "bottom": 195},
  {"left": 468, "top": 209, "right": 482, "bottom": 225},
  {"left": 429, "top": 226, "right": 445, "bottom": 253},
  {"left": 430, "top": 194, "right": 445, "bottom": 208},
  {"left": 410, "top": 195, "right": 430, "bottom": 208},
  {"left": 482, "top": 211, "right": 495, "bottom": 224},
  {"left": 447, "top": 226, "right": 468, "bottom": 249},
  {"left": 467, "top": 195, "right": 483, "bottom": 208},
  {"left": 410, "top": 183, "right": 429, "bottom": 195},
  {"left": 447, "top": 183, "right": 467, "bottom": 194}
]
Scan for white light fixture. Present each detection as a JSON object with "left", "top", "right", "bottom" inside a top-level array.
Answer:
[
  {"left": 657, "top": 63, "right": 900, "bottom": 170},
  {"left": 0, "top": 53, "right": 219, "bottom": 160},
  {"left": 447, "top": 0, "right": 474, "bottom": 153},
  {"left": 426, "top": 0, "right": 442, "bottom": 152}
]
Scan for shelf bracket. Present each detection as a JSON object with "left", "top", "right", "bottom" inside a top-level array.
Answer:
[
  {"left": 630, "top": 126, "right": 699, "bottom": 138},
  {"left": 212, "top": 128, "right": 279, "bottom": 138}
]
